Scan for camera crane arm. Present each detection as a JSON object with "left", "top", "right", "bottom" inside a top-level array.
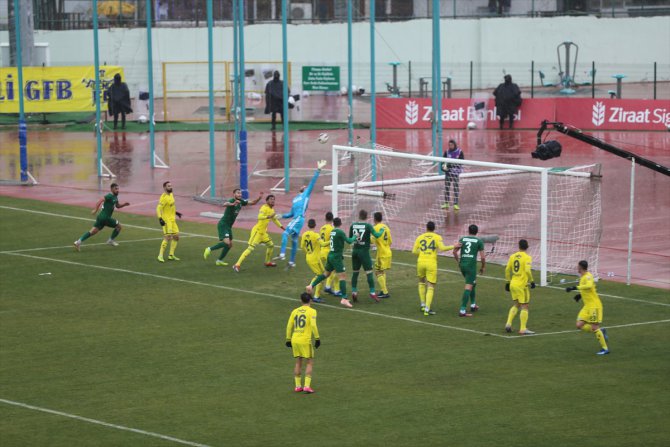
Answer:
[{"left": 537, "top": 120, "right": 670, "bottom": 177}]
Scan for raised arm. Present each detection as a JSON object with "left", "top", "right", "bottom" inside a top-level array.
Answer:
[
  {"left": 302, "top": 163, "right": 324, "bottom": 198},
  {"left": 249, "top": 191, "right": 264, "bottom": 206}
]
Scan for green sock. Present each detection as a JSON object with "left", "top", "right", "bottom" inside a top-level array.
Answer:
[
  {"left": 366, "top": 272, "right": 376, "bottom": 294},
  {"left": 470, "top": 285, "right": 476, "bottom": 305},
  {"left": 218, "top": 245, "right": 230, "bottom": 260},
  {"left": 351, "top": 272, "right": 359, "bottom": 292},
  {"left": 311, "top": 274, "right": 326, "bottom": 287},
  {"left": 339, "top": 280, "right": 347, "bottom": 297},
  {"left": 460, "top": 290, "right": 471, "bottom": 312},
  {"left": 110, "top": 228, "right": 120, "bottom": 240},
  {"left": 210, "top": 242, "right": 227, "bottom": 251},
  {"left": 79, "top": 231, "right": 91, "bottom": 242}
]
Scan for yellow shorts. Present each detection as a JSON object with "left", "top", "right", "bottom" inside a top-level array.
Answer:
[
  {"left": 306, "top": 258, "right": 324, "bottom": 276},
  {"left": 577, "top": 306, "right": 603, "bottom": 324},
  {"left": 248, "top": 229, "right": 273, "bottom": 247},
  {"left": 292, "top": 341, "right": 314, "bottom": 359},
  {"left": 510, "top": 283, "right": 530, "bottom": 304},
  {"left": 417, "top": 261, "right": 437, "bottom": 284},
  {"left": 162, "top": 219, "right": 179, "bottom": 235},
  {"left": 375, "top": 254, "right": 392, "bottom": 271}
]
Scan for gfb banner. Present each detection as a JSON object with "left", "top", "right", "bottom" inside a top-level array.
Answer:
[
  {"left": 376, "top": 97, "right": 556, "bottom": 129},
  {"left": 0, "top": 66, "right": 124, "bottom": 113}
]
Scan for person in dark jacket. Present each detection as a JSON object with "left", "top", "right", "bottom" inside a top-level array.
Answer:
[
  {"left": 265, "top": 71, "right": 289, "bottom": 130},
  {"left": 493, "top": 74, "right": 522, "bottom": 129},
  {"left": 107, "top": 73, "right": 132, "bottom": 130},
  {"left": 441, "top": 139, "right": 464, "bottom": 211}
]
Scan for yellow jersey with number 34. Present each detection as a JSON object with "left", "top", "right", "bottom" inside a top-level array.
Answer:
[
  {"left": 286, "top": 305, "right": 319, "bottom": 344},
  {"left": 412, "top": 232, "right": 453, "bottom": 264}
]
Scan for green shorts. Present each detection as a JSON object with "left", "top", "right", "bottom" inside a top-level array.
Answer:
[
  {"left": 460, "top": 264, "right": 477, "bottom": 285},
  {"left": 325, "top": 254, "right": 345, "bottom": 273},
  {"left": 217, "top": 222, "right": 233, "bottom": 241},
  {"left": 94, "top": 216, "right": 119, "bottom": 230},
  {"left": 351, "top": 249, "right": 373, "bottom": 272}
]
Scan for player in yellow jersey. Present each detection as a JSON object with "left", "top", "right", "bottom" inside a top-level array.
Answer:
[
  {"left": 412, "top": 221, "right": 456, "bottom": 316},
  {"left": 286, "top": 292, "right": 321, "bottom": 393},
  {"left": 156, "top": 181, "right": 183, "bottom": 262},
  {"left": 566, "top": 260, "right": 609, "bottom": 355},
  {"left": 301, "top": 219, "right": 328, "bottom": 303},
  {"left": 233, "top": 194, "right": 285, "bottom": 272},
  {"left": 372, "top": 212, "right": 392, "bottom": 298},
  {"left": 319, "top": 212, "right": 339, "bottom": 295},
  {"left": 504, "top": 239, "right": 536, "bottom": 335}
]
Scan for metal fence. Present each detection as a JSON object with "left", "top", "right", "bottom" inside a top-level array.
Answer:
[{"left": 0, "top": 0, "right": 668, "bottom": 31}]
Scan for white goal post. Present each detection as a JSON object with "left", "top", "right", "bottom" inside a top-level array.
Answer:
[{"left": 327, "top": 145, "right": 602, "bottom": 286}]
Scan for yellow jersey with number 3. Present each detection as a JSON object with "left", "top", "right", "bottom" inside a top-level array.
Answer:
[{"left": 286, "top": 305, "right": 319, "bottom": 344}]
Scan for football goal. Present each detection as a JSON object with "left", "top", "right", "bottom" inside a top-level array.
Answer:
[{"left": 326, "top": 144, "right": 602, "bottom": 286}]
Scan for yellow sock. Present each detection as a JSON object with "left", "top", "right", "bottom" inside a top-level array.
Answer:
[
  {"left": 520, "top": 309, "right": 529, "bottom": 331},
  {"left": 315, "top": 282, "right": 324, "bottom": 299},
  {"left": 169, "top": 240, "right": 178, "bottom": 256},
  {"left": 294, "top": 375, "right": 302, "bottom": 388},
  {"left": 377, "top": 273, "right": 388, "bottom": 294},
  {"left": 506, "top": 306, "right": 518, "bottom": 327},
  {"left": 581, "top": 323, "right": 593, "bottom": 333},
  {"left": 330, "top": 274, "right": 340, "bottom": 292},
  {"left": 304, "top": 375, "right": 312, "bottom": 388},
  {"left": 595, "top": 329, "right": 608, "bottom": 350},
  {"left": 425, "top": 286, "right": 435, "bottom": 310},
  {"left": 159, "top": 240, "right": 168, "bottom": 257},
  {"left": 236, "top": 246, "right": 254, "bottom": 266},
  {"left": 418, "top": 283, "right": 427, "bottom": 306},
  {"left": 265, "top": 246, "right": 273, "bottom": 263}
]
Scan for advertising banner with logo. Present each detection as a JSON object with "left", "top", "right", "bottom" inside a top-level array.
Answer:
[
  {"left": 377, "top": 97, "right": 555, "bottom": 129},
  {"left": 0, "top": 66, "right": 124, "bottom": 113},
  {"left": 555, "top": 98, "right": 670, "bottom": 131},
  {"left": 377, "top": 97, "right": 669, "bottom": 131}
]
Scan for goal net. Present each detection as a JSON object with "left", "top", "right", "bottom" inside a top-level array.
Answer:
[{"left": 327, "top": 145, "right": 602, "bottom": 286}]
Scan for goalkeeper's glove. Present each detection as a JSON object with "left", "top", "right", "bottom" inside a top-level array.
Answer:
[
  {"left": 505, "top": 283, "right": 510, "bottom": 292},
  {"left": 314, "top": 339, "right": 321, "bottom": 349},
  {"left": 565, "top": 286, "right": 577, "bottom": 292},
  {"left": 159, "top": 218, "right": 166, "bottom": 226},
  {"left": 285, "top": 340, "right": 292, "bottom": 348},
  {"left": 317, "top": 159, "right": 327, "bottom": 170},
  {"left": 573, "top": 293, "right": 582, "bottom": 303},
  {"left": 176, "top": 211, "right": 183, "bottom": 218},
  {"left": 530, "top": 282, "right": 536, "bottom": 289}
]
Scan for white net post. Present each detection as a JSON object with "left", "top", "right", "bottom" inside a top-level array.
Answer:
[{"left": 328, "top": 145, "right": 602, "bottom": 286}]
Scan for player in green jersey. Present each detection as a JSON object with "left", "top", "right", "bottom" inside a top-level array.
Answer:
[
  {"left": 74, "top": 183, "right": 130, "bottom": 251},
  {"left": 306, "top": 217, "right": 357, "bottom": 308},
  {"left": 203, "top": 188, "right": 263, "bottom": 265},
  {"left": 453, "top": 224, "right": 486, "bottom": 317},
  {"left": 349, "top": 209, "right": 385, "bottom": 303}
]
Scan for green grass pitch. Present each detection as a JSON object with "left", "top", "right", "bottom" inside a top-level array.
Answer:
[{"left": 1, "top": 195, "right": 669, "bottom": 447}]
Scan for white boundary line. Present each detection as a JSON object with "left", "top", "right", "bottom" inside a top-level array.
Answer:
[
  {"left": 1, "top": 251, "right": 504, "bottom": 338},
  {"left": 1, "top": 205, "right": 669, "bottom": 308},
  {"left": 0, "top": 398, "right": 212, "bottom": 447},
  {"left": 516, "top": 319, "right": 670, "bottom": 338},
  {"left": 0, "top": 237, "right": 166, "bottom": 254}
]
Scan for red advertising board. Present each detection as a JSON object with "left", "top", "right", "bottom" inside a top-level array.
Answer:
[{"left": 376, "top": 97, "right": 670, "bottom": 131}]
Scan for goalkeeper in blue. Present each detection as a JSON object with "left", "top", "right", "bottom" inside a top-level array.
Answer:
[{"left": 275, "top": 160, "right": 327, "bottom": 267}]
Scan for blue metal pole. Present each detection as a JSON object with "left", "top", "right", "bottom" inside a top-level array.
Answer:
[
  {"left": 232, "top": 0, "right": 239, "bottom": 156},
  {"left": 370, "top": 0, "right": 376, "bottom": 180},
  {"left": 93, "top": 0, "right": 103, "bottom": 177},
  {"left": 433, "top": 0, "right": 442, "bottom": 158},
  {"left": 238, "top": 0, "right": 248, "bottom": 199},
  {"left": 206, "top": 0, "right": 216, "bottom": 198},
  {"left": 13, "top": 0, "right": 27, "bottom": 182},
  {"left": 147, "top": 0, "right": 156, "bottom": 167},
  {"left": 347, "top": 0, "right": 353, "bottom": 146},
  {"left": 281, "top": 0, "right": 290, "bottom": 192}
]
